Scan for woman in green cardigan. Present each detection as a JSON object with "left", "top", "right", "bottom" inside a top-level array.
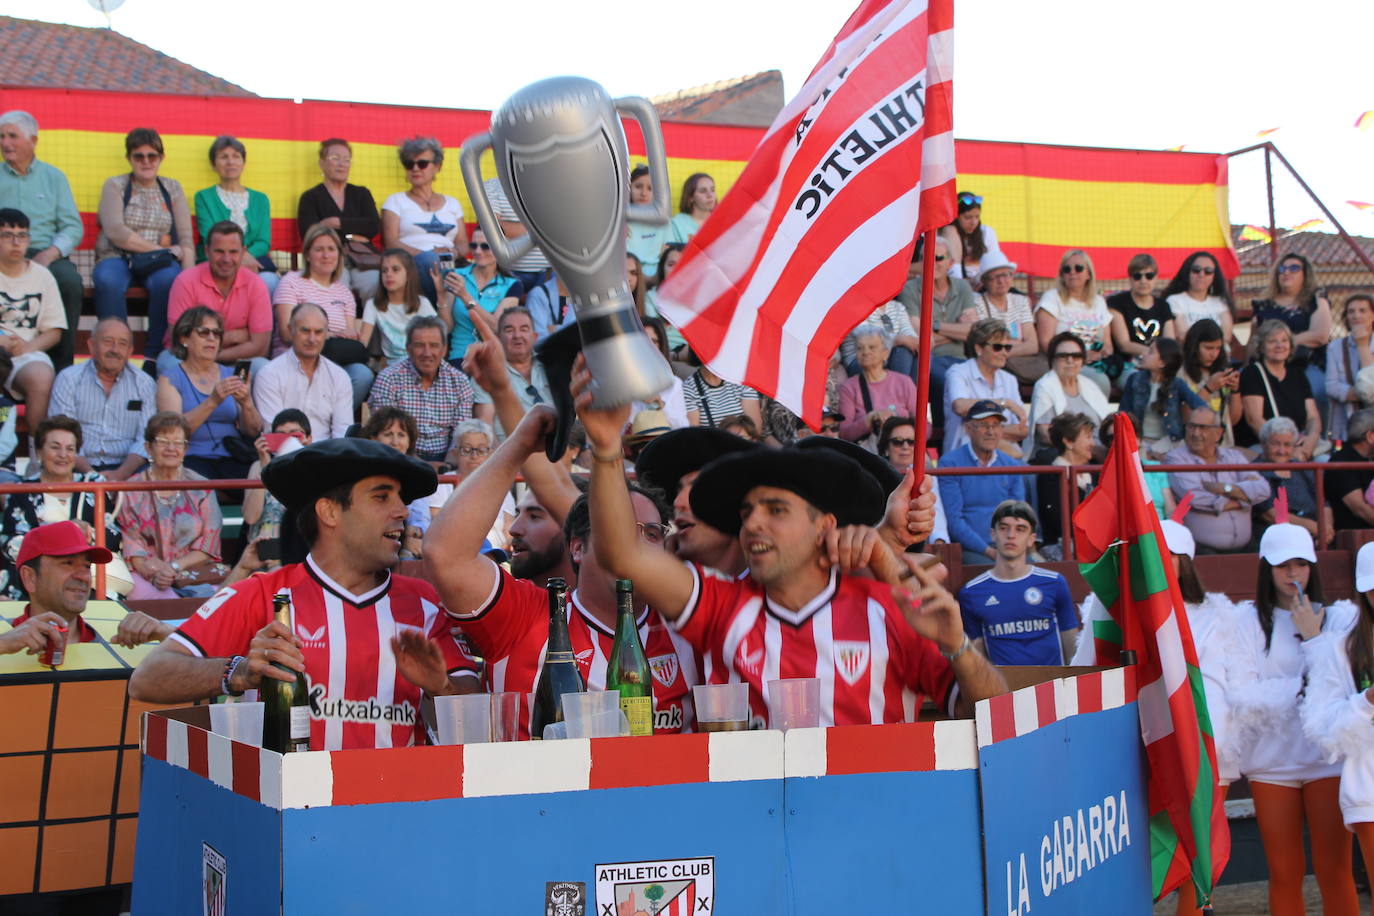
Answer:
[{"left": 193, "top": 136, "right": 279, "bottom": 296}]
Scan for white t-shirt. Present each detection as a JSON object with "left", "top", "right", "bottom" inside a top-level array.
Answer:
[
  {"left": 0, "top": 261, "right": 67, "bottom": 341},
  {"left": 1035, "top": 289, "right": 1111, "bottom": 350},
  {"left": 968, "top": 292, "right": 1034, "bottom": 340},
  {"left": 430, "top": 483, "right": 513, "bottom": 550},
  {"left": 484, "top": 177, "right": 549, "bottom": 271},
  {"left": 382, "top": 192, "right": 464, "bottom": 252},
  {"left": 361, "top": 297, "right": 437, "bottom": 363},
  {"left": 1167, "top": 293, "right": 1228, "bottom": 333}
]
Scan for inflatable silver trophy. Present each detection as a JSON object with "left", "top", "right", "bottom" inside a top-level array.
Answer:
[{"left": 460, "top": 76, "right": 675, "bottom": 406}]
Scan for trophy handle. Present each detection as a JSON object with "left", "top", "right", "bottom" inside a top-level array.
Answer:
[
  {"left": 458, "top": 131, "right": 534, "bottom": 268},
  {"left": 615, "top": 96, "right": 672, "bottom": 225}
]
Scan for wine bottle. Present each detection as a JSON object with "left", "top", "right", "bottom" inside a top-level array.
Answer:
[
  {"left": 260, "top": 593, "right": 310, "bottom": 753},
  {"left": 607, "top": 579, "right": 653, "bottom": 737},
  {"left": 530, "top": 578, "right": 585, "bottom": 739}
]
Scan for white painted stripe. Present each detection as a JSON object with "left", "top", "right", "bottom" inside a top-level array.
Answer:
[
  {"left": 374, "top": 596, "right": 397, "bottom": 750},
  {"left": 259, "top": 749, "right": 282, "bottom": 810},
  {"left": 206, "top": 732, "right": 234, "bottom": 790},
  {"left": 280, "top": 751, "right": 334, "bottom": 810},
  {"left": 462, "top": 740, "right": 591, "bottom": 798},
  {"left": 782, "top": 727, "right": 827, "bottom": 778},
  {"left": 974, "top": 700, "right": 994, "bottom": 749},
  {"left": 323, "top": 591, "right": 347, "bottom": 751},
  {"left": 166, "top": 719, "right": 189, "bottom": 769},
  {"left": 1012, "top": 684, "right": 1040, "bottom": 737},
  {"left": 1101, "top": 666, "right": 1127, "bottom": 710},
  {"left": 708, "top": 729, "right": 783, "bottom": 783},
  {"left": 1055, "top": 677, "right": 1080, "bottom": 720},
  {"left": 932, "top": 720, "right": 978, "bottom": 771}
]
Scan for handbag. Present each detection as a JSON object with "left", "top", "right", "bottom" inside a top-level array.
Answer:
[{"left": 344, "top": 234, "right": 382, "bottom": 271}]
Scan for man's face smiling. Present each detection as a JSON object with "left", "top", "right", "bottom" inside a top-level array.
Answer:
[
  {"left": 738, "top": 485, "right": 831, "bottom": 589},
  {"left": 334, "top": 476, "right": 409, "bottom": 571}
]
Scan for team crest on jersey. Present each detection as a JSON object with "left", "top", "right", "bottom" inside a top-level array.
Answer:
[
  {"left": 835, "top": 641, "right": 871, "bottom": 686},
  {"left": 1024, "top": 587, "right": 1043, "bottom": 606},
  {"left": 649, "top": 654, "right": 679, "bottom": 688}
]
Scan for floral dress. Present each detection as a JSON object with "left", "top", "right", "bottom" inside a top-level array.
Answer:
[
  {"left": 114, "top": 467, "right": 222, "bottom": 570},
  {"left": 0, "top": 471, "right": 124, "bottom": 599}
]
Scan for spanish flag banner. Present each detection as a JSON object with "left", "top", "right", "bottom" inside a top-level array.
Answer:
[{"left": 0, "top": 86, "right": 1236, "bottom": 280}]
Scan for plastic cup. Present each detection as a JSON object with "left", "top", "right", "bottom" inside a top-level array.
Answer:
[
  {"left": 209, "top": 701, "right": 264, "bottom": 746},
  {"left": 433, "top": 694, "right": 492, "bottom": 745},
  {"left": 561, "top": 691, "right": 628, "bottom": 739},
  {"left": 490, "top": 692, "right": 520, "bottom": 743},
  {"left": 767, "top": 678, "right": 821, "bottom": 731},
  {"left": 692, "top": 683, "right": 750, "bottom": 732}
]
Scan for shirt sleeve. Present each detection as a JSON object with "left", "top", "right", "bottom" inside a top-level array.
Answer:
[
  {"left": 1239, "top": 365, "right": 1264, "bottom": 398},
  {"left": 890, "top": 605, "right": 957, "bottom": 711},
  {"left": 246, "top": 191, "right": 272, "bottom": 259},
  {"left": 670, "top": 562, "right": 739, "bottom": 656},
  {"left": 190, "top": 492, "right": 223, "bottom": 560},
  {"left": 958, "top": 587, "right": 984, "bottom": 641},
  {"left": 165, "top": 272, "right": 195, "bottom": 341},
  {"left": 447, "top": 565, "right": 543, "bottom": 665},
  {"left": 247, "top": 279, "right": 273, "bottom": 335},
  {"left": 50, "top": 168, "right": 83, "bottom": 256},
  {"left": 170, "top": 577, "right": 269, "bottom": 659},
  {"left": 1034, "top": 291, "right": 1061, "bottom": 318},
  {"left": 425, "top": 608, "right": 479, "bottom": 678},
  {"left": 1052, "top": 577, "right": 1079, "bottom": 631},
  {"left": 251, "top": 365, "right": 286, "bottom": 438},
  {"left": 329, "top": 366, "right": 354, "bottom": 439}
]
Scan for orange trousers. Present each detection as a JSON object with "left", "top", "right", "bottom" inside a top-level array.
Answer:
[{"left": 1250, "top": 778, "right": 1359, "bottom": 916}]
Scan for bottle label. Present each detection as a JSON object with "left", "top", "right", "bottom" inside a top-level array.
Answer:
[
  {"left": 545, "top": 652, "right": 575, "bottom": 662},
  {"left": 289, "top": 706, "right": 311, "bottom": 741},
  {"left": 620, "top": 695, "right": 653, "bottom": 737}
]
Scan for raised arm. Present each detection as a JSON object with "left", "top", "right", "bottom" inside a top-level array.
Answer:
[{"left": 574, "top": 357, "right": 695, "bottom": 619}]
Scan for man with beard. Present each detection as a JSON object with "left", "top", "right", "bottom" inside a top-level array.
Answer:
[
  {"left": 130, "top": 438, "right": 479, "bottom": 750},
  {"left": 425, "top": 407, "right": 701, "bottom": 737},
  {"left": 575, "top": 359, "right": 1006, "bottom": 728}
]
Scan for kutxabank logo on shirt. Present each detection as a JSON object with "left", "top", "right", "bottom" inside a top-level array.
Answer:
[{"left": 307, "top": 684, "right": 416, "bottom": 725}]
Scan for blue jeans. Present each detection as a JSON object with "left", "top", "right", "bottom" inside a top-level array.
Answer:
[
  {"left": 414, "top": 250, "right": 441, "bottom": 302},
  {"left": 343, "top": 361, "right": 373, "bottom": 408},
  {"left": 1305, "top": 362, "right": 1327, "bottom": 427},
  {"left": 92, "top": 256, "right": 180, "bottom": 359}
]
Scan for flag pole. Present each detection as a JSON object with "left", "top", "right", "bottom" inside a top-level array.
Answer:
[{"left": 910, "top": 228, "right": 939, "bottom": 496}]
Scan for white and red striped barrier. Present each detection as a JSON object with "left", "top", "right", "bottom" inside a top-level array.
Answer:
[{"left": 974, "top": 668, "right": 1137, "bottom": 748}]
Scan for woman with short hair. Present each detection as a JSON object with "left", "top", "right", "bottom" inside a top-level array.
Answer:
[
  {"left": 382, "top": 136, "right": 467, "bottom": 302},
  {"left": 1237, "top": 319, "right": 1321, "bottom": 456},
  {"left": 1326, "top": 293, "right": 1374, "bottom": 440},
  {"left": 297, "top": 138, "right": 382, "bottom": 301},
  {"left": 1253, "top": 416, "right": 1330, "bottom": 548},
  {"left": 193, "top": 135, "right": 277, "bottom": 296},
  {"left": 838, "top": 325, "right": 917, "bottom": 445},
  {"left": 1036, "top": 411, "right": 1096, "bottom": 558},
  {"left": 1026, "top": 331, "right": 1111, "bottom": 454},
  {"left": 1106, "top": 252, "right": 1176, "bottom": 362}
]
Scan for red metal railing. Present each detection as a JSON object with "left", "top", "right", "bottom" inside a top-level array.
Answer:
[{"left": 3, "top": 460, "right": 1372, "bottom": 596}]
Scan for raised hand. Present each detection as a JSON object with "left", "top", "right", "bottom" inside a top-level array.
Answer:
[
  {"left": 891, "top": 559, "right": 965, "bottom": 654},
  {"left": 391, "top": 626, "right": 449, "bottom": 694},
  {"left": 461, "top": 307, "right": 509, "bottom": 395},
  {"left": 571, "top": 353, "right": 631, "bottom": 458}
]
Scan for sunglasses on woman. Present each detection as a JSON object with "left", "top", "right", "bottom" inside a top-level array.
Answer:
[
  {"left": 887, "top": 437, "right": 917, "bottom": 447},
  {"left": 1191, "top": 265, "right": 1215, "bottom": 276},
  {"left": 470, "top": 242, "right": 491, "bottom": 251},
  {"left": 1277, "top": 262, "right": 1303, "bottom": 274},
  {"left": 1060, "top": 263, "right": 1086, "bottom": 274},
  {"left": 403, "top": 159, "right": 434, "bottom": 170},
  {"left": 986, "top": 342, "right": 1013, "bottom": 352}
]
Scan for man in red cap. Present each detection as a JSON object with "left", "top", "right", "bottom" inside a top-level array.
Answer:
[{"left": 1, "top": 520, "right": 172, "bottom": 658}]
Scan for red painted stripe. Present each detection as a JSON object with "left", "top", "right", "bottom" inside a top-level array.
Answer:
[
  {"left": 229, "top": 740, "right": 261, "bottom": 803},
  {"left": 589, "top": 733, "right": 709, "bottom": 790},
  {"left": 329, "top": 746, "right": 464, "bottom": 805},
  {"left": 987, "top": 692, "right": 1017, "bottom": 744},
  {"left": 1033, "top": 681, "right": 1059, "bottom": 730},
  {"left": 1077, "top": 672, "right": 1105, "bottom": 714},
  {"left": 143, "top": 712, "right": 167, "bottom": 760},
  {"left": 1000, "top": 243, "right": 1240, "bottom": 282},
  {"left": 186, "top": 724, "right": 209, "bottom": 779},
  {"left": 956, "top": 140, "right": 1225, "bottom": 186},
  {"left": 825, "top": 722, "right": 937, "bottom": 774}
]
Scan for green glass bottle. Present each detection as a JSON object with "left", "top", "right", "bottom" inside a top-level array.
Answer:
[
  {"left": 260, "top": 594, "right": 310, "bottom": 753},
  {"left": 607, "top": 579, "right": 653, "bottom": 737},
  {"left": 530, "top": 578, "right": 585, "bottom": 740}
]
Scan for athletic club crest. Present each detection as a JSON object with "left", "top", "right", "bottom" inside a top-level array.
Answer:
[
  {"left": 649, "top": 654, "right": 679, "bottom": 688},
  {"left": 835, "top": 641, "right": 871, "bottom": 686}
]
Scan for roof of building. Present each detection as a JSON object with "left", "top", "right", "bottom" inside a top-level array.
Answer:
[
  {"left": 0, "top": 16, "right": 255, "bottom": 97},
  {"left": 651, "top": 71, "right": 784, "bottom": 127},
  {"left": 1232, "top": 225, "right": 1374, "bottom": 270}
]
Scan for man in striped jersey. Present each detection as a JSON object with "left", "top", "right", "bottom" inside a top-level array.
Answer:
[
  {"left": 426, "top": 406, "right": 702, "bottom": 737},
  {"left": 575, "top": 362, "right": 1007, "bottom": 727},
  {"left": 129, "top": 438, "right": 479, "bottom": 751}
]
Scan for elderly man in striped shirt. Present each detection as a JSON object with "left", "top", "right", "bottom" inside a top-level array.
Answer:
[{"left": 50, "top": 317, "right": 155, "bottom": 480}]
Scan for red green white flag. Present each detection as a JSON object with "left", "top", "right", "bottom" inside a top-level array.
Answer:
[{"left": 1071, "top": 415, "right": 1229, "bottom": 905}]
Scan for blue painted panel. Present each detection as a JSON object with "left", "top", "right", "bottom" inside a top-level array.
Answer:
[
  {"left": 979, "top": 704, "right": 1152, "bottom": 916},
  {"left": 278, "top": 779, "right": 785, "bottom": 915},
  {"left": 785, "top": 770, "right": 984, "bottom": 916},
  {"left": 130, "top": 758, "right": 282, "bottom": 916}
]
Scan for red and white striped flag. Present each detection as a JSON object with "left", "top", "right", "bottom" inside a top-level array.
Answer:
[{"left": 658, "top": 0, "right": 956, "bottom": 426}]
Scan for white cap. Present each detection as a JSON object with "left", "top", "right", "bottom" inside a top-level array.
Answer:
[
  {"left": 1258, "top": 522, "right": 1317, "bottom": 566},
  {"left": 1356, "top": 542, "right": 1374, "bottom": 593},
  {"left": 1159, "top": 519, "right": 1195, "bottom": 560},
  {"left": 978, "top": 250, "right": 1018, "bottom": 276}
]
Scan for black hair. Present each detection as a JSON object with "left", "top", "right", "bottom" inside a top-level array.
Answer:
[
  {"left": 562, "top": 483, "right": 670, "bottom": 572},
  {"left": 1045, "top": 330, "right": 1086, "bottom": 368},
  {"left": 1161, "top": 251, "right": 1232, "bottom": 307},
  {"left": 206, "top": 220, "right": 244, "bottom": 245},
  {"left": 296, "top": 480, "right": 354, "bottom": 547},
  {"left": 271, "top": 409, "right": 310, "bottom": 436},
  {"left": 1176, "top": 554, "right": 1205, "bottom": 605},
  {"left": 1181, "top": 319, "right": 1226, "bottom": 385},
  {"left": 0, "top": 208, "right": 29, "bottom": 229},
  {"left": 1352, "top": 593, "right": 1374, "bottom": 690},
  {"left": 877, "top": 415, "right": 916, "bottom": 458},
  {"left": 656, "top": 243, "right": 685, "bottom": 287},
  {"left": 1255, "top": 558, "right": 1324, "bottom": 650},
  {"left": 1150, "top": 337, "right": 1184, "bottom": 417},
  {"left": 991, "top": 499, "right": 1038, "bottom": 530}
]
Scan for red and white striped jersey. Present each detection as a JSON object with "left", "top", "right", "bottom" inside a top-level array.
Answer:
[
  {"left": 677, "top": 563, "right": 955, "bottom": 727},
  {"left": 172, "top": 556, "right": 477, "bottom": 751},
  {"left": 452, "top": 564, "right": 701, "bottom": 738}
]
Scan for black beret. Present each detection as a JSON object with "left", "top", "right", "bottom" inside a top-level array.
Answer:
[
  {"left": 634, "top": 426, "right": 762, "bottom": 495},
  {"left": 262, "top": 438, "right": 438, "bottom": 510},
  {"left": 795, "top": 435, "right": 903, "bottom": 500},
  {"left": 688, "top": 447, "right": 886, "bottom": 535}
]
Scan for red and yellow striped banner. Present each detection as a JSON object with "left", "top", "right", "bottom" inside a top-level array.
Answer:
[{"left": 0, "top": 87, "right": 1237, "bottom": 280}]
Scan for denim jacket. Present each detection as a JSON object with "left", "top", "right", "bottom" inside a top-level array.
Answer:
[{"left": 1120, "top": 373, "right": 1206, "bottom": 442}]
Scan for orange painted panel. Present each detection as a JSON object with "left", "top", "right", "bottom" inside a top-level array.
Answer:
[
  {"left": 38, "top": 820, "right": 109, "bottom": 892},
  {"left": 53, "top": 680, "right": 126, "bottom": 749},
  {"left": 0, "top": 826, "right": 38, "bottom": 895},
  {"left": 0, "top": 684, "right": 55, "bottom": 754},
  {"left": 116, "top": 748, "right": 141, "bottom": 814},
  {"left": 46, "top": 751, "right": 117, "bottom": 820},
  {"left": 110, "top": 817, "right": 136, "bottom": 885},
  {"left": 0, "top": 755, "right": 44, "bottom": 823}
]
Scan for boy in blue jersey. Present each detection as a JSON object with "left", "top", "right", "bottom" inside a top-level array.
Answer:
[{"left": 957, "top": 500, "right": 1080, "bottom": 665}]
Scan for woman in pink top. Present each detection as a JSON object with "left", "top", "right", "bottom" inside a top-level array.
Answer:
[{"left": 838, "top": 325, "right": 919, "bottom": 444}]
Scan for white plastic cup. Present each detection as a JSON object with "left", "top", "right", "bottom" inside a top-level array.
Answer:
[
  {"left": 433, "top": 694, "right": 492, "bottom": 745},
  {"left": 561, "top": 691, "right": 627, "bottom": 739},
  {"left": 692, "top": 683, "right": 750, "bottom": 730},
  {"left": 490, "top": 692, "right": 520, "bottom": 743},
  {"left": 767, "top": 678, "right": 821, "bottom": 731},
  {"left": 208, "top": 701, "right": 264, "bottom": 746}
]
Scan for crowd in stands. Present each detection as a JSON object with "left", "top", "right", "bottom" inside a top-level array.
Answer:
[{"left": 0, "top": 106, "right": 1370, "bottom": 916}]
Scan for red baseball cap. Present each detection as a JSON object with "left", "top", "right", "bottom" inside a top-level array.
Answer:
[{"left": 16, "top": 521, "right": 113, "bottom": 568}]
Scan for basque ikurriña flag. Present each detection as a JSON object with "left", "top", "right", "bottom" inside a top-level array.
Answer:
[
  {"left": 1071, "top": 416, "right": 1229, "bottom": 906},
  {"left": 657, "top": 0, "right": 956, "bottom": 427}
]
